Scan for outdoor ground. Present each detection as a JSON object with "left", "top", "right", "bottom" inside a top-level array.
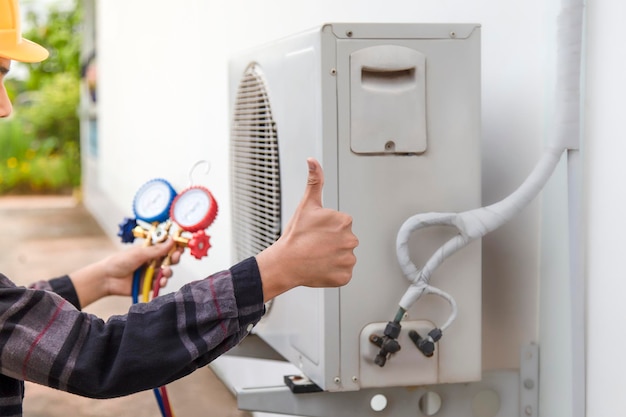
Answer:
[{"left": 0, "top": 195, "right": 250, "bottom": 417}]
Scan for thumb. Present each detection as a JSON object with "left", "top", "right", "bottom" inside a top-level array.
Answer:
[
  {"left": 301, "top": 158, "right": 324, "bottom": 208},
  {"left": 140, "top": 238, "right": 174, "bottom": 261}
]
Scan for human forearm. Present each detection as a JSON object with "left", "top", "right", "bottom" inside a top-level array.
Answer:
[
  {"left": 67, "top": 258, "right": 111, "bottom": 308},
  {"left": 65, "top": 260, "right": 264, "bottom": 397},
  {"left": 66, "top": 275, "right": 242, "bottom": 397},
  {"left": 0, "top": 259, "right": 264, "bottom": 398},
  {"left": 68, "top": 238, "right": 179, "bottom": 308}
]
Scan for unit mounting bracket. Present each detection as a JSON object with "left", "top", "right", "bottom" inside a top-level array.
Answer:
[{"left": 211, "top": 343, "right": 539, "bottom": 417}]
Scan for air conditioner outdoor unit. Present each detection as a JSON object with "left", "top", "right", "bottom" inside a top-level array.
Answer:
[{"left": 229, "top": 23, "right": 482, "bottom": 392}]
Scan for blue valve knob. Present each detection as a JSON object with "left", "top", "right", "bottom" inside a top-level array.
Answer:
[{"left": 117, "top": 217, "right": 138, "bottom": 243}]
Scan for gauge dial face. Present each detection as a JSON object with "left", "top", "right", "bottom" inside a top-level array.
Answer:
[
  {"left": 171, "top": 187, "right": 217, "bottom": 231},
  {"left": 133, "top": 179, "right": 176, "bottom": 223}
]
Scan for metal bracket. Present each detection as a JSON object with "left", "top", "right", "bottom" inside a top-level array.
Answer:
[
  {"left": 211, "top": 343, "right": 540, "bottom": 417},
  {"left": 519, "top": 343, "right": 540, "bottom": 417}
]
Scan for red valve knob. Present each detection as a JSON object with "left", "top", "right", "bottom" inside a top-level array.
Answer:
[{"left": 188, "top": 230, "right": 211, "bottom": 259}]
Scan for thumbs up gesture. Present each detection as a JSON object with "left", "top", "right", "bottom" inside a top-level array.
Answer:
[{"left": 256, "top": 158, "right": 359, "bottom": 302}]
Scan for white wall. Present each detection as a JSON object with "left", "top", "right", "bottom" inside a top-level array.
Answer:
[
  {"left": 87, "top": 0, "right": 596, "bottom": 415},
  {"left": 585, "top": 1, "right": 626, "bottom": 415}
]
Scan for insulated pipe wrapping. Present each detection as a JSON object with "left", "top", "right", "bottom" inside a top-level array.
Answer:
[
  {"left": 454, "top": 146, "right": 563, "bottom": 239},
  {"left": 555, "top": 1, "right": 585, "bottom": 151},
  {"left": 395, "top": 0, "right": 585, "bottom": 326},
  {"left": 397, "top": 148, "right": 562, "bottom": 309},
  {"left": 396, "top": 212, "right": 458, "bottom": 280}
]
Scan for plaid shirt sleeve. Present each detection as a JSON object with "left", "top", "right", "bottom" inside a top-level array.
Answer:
[
  {"left": 0, "top": 256, "right": 265, "bottom": 399},
  {"left": 29, "top": 276, "right": 81, "bottom": 310}
]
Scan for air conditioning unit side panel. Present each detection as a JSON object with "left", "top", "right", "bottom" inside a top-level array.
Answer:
[{"left": 333, "top": 29, "right": 482, "bottom": 389}]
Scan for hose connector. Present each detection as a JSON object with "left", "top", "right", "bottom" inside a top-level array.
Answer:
[{"left": 369, "top": 320, "right": 402, "bottom": 367}]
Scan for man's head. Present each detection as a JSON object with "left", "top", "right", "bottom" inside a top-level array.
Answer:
[{"left": 0, "top": 0, "right": 48, "bottom": 117}]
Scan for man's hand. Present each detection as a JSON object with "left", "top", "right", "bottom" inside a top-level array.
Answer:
[
  {"left": 70, "top": 239, "right": 183, "bottom": 308},
  {"left": 256, "top": 158, "right": 359, "bottom": 301}
]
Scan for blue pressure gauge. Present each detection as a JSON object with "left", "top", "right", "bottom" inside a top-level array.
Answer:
[{"left": 132, "top": 178, "right": 177, "bottom": 223}]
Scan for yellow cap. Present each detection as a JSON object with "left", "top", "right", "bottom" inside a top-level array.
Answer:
[{"left": 0, "top": 0, "right": 48, "bottom": 62}]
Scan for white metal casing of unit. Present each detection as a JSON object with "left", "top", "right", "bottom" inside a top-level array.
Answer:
[{"left": 229, "top": 23, "right": 482, "bottom": 392}]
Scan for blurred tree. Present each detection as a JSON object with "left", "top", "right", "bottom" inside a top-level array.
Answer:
[
  {"left": 0, "top": 0, "right": 83, "bottom": 194},
  {"left": 22, "top": 0, "right": 83, "bottom": 90},
  {"left": 20, "top": 0, "right": 82, "bottom": 150}
]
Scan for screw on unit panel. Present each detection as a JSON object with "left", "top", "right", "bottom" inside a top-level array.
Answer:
[
  {"left": 334, "top": 377, "right": 341, "bottom": 384},
  {"left": 385, "top": 141, "right": 395, "bottom": 151},
  {"left": 450, "top": 31, "right": 457, "bottom": 38},
  {"left": 523, "top": 379, "right": 535, "bottom": 390},
  {"left": 346, "top": 30, "right": 353, "bottom": 37},
  {"left": 525, "top": 405, "right": 533, "bottom": 416},
  {"left": 352, "top": 376, "right": 358, "bottom": 383},
  {"left": 330, "top": 68, "right": 337, "bottom": 76}
]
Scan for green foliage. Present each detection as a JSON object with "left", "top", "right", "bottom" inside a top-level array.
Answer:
[
  {"left": 0, "top": 117, "right": 80, "bottom": 194},
  {"left": 22, "top": 0, "right": 83, "bottom": 90},
  {"left": 0, "top": 0, "right": 83, "bottom": 195},
  {"left": 19, "top": 72, "right": 80, "bottom": 149}
]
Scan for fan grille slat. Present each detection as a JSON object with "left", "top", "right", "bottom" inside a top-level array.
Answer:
[{"left": 231, "top": 64, "right": 281, "bottom": 263}]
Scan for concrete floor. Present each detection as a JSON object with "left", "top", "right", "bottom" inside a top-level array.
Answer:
[{"left": 1, "top": 195, "right": 251, "bottom": 417}]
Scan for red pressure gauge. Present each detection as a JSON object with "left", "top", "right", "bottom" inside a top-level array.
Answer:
[{"left": 169, "top": 186, "right": 218, "bottom": 232}]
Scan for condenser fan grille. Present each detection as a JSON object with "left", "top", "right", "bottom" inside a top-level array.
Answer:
[{"left": 231, "top": 64, "right": 281, "bottom": 262}]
